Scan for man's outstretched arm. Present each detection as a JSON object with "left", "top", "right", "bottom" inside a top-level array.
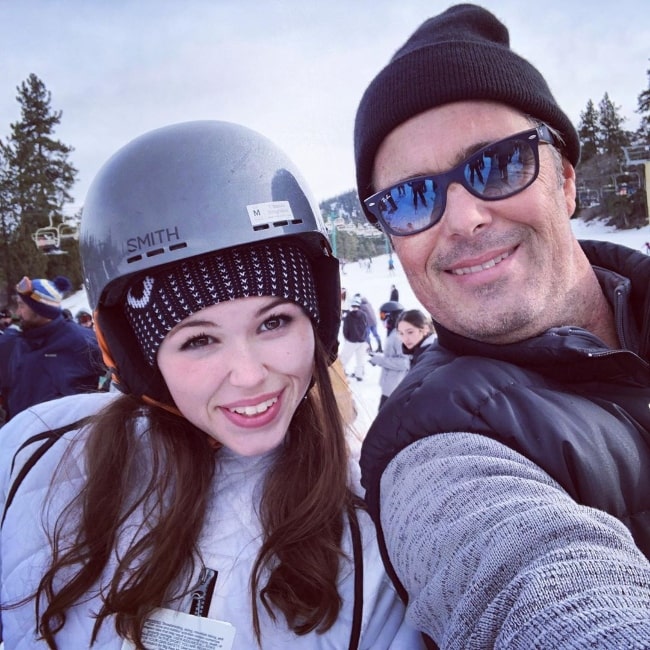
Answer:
[{"left": 380, "top": 433, "right": 650, "bottom": 649}]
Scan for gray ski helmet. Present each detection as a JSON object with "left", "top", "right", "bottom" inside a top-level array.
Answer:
[{"left": 80, "top": 120, "right": 340, "bottom": 404}]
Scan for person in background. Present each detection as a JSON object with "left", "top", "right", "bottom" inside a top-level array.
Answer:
[
  {"left": 339, "top": 298, "right": 368, "bottom": 381},
  {"left": 0, "top": 309, "right": 11, "bottom": 333},
  {"left": 0, "top": 307, "right": 19, "bottom": 423},
  {"left": 0, "top": 121, "right": 422, "bottom": 650},
  {"left": 75, "top": 309, "right": 94, "bottom": 329},
  {"left": 0, "top": 275, "right": 105, "bottom": 422},
  {"left": 340, "top": 286, "right": 350, "bottom": 318},
  {"left": 396, "top": 309, "right": 436, "bottom": 368},
  {"left": 356, "top": 294, "right": 382, "bottom": 353},
  {"left": 0, "top": 309, "right": 20, "bottom": 336},
  {"left": 354, "top": 4, "right": 650, "bottom": 647},
  {"left": 368, "top": 301, "right": 409, "bottom": 410},
  {"left": 389, "top": 284, "right": 399, "bottom": 302}
]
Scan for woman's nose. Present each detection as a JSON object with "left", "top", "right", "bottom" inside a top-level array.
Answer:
[{"left": 226, "top": 344, "right": 268, "bottom": 387}]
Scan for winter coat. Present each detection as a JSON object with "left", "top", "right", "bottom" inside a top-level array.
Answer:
[
  {"left": 0, "top": 315, "right": 104, "bottom": 420},
  {"left": 0, "top": 392, "right": 424, "bottom": 650},
  {"left": 359, "top": 239, "right": 650, "bottom": 646},
  {"left": 343, "top": 309, "right": 368, "bottom": 343},
  {"left": 369, "top": 330, "right": 410, "bottom": 397}
]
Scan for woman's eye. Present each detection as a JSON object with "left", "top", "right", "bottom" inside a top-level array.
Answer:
[
  {"left": 260, "top": 313, "right": 291, "bottom": 332},
  {"left": 180, "top": 333, "right": 214, "bottom": 350}
]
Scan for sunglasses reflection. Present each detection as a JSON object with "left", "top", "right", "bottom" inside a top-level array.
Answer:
[{"left": 377, "top": 136, "right": 536, "bottom": 232}]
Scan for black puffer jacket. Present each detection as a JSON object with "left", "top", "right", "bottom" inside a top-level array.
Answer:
[{"left": 361, "top": 240, "right": 650, "bottom": 557}]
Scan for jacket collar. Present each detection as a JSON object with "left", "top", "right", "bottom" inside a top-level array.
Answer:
[{"left": 580, "top": 239, "right": 650, "bottom": 358}]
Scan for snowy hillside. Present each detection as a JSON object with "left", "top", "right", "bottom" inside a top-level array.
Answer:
[{"left": 61, "top": 217, "right": 650, "bottom": 436}]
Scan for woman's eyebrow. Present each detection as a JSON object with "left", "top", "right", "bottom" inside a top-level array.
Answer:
[{"left": 166, "top": 298, "right": 293, "bottom": 336}]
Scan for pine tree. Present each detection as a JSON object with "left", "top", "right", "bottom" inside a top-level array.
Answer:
[
  {"left": 578, "top": 99, "right": 600, "bottom": 162},
  {"left": 637, "top": 63, "right": 650, "bottom": 142},
  {"left": 0, "top": 74, "right": 79, "bottom": 298},
  {"left": 598, "top": 92, "right": 630, "bottom": 158},
  {"left": 0, "top": 149, "right": 18, "bottom": 303}
]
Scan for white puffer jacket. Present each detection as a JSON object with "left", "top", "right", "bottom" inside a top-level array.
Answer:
[{"left": 0, "top": 393, "right": 423, "bottom": 650}]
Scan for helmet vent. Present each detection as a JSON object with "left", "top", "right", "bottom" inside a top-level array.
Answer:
[
  {"left": 126, "top": 241, "right": 188, "bottom": 265},
  {"left": 253, "top": 217, "right": 303, "bottom": 232}
]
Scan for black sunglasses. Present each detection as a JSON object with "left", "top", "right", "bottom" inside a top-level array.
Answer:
[{"left": 364, "top": 124, "right": 555, "bottom": 237}]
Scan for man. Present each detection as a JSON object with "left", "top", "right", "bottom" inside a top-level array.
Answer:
[
  {"left": 354, "top": 4, "right": 650, "bottom": 647},
  {"left": 356, "top": 293, "right": 383, "bottom": 352},
  {"left": 339, "top": 298, "right": 368, "bottom": 381},
  {"left": 0, "top": 275, "right": 105, "bottom": 422}
]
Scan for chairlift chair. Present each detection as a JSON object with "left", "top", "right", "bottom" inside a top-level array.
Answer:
[{"left": 32, "top": 219, "right": 79, "bottom": 254}]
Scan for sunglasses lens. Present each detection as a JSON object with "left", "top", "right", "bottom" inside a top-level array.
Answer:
[
  {"left": 371, "top": 180, "right": 444, "bottom": 236},
  {"left": 367, "top": 129, "right": 542, "bottom": 237},
  {"left": 465, "top": 137, "right": 538, "bottom": 199}
]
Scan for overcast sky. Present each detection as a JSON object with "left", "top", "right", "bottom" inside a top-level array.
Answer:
[{"left": 1, "top": 0, "right": 648, "bottom": 213}]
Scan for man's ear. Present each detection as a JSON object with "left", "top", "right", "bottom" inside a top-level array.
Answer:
[{"left": 561, "top": 158, "right": 577, "bottom": 216}]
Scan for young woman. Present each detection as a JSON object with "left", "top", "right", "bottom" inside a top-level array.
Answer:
[
  {"left": 368, "top": 301, "right": 410, "bottom": 410},
  {"left": 0, "top": 121, "right": 423, "bottom": 650},
  {"left": 396, "top": 310, "right": 436, "bottom": 368}
]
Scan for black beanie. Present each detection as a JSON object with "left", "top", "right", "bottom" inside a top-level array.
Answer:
[
  {"left": 124, "top": 242, "right": 320, "bottom": 365},
  {"left": 354, "top": 3, "right": 580, "bottom": 209}
]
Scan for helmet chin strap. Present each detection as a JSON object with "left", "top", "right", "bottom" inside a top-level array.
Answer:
[
  {"left": 140, "top": 393, "right": 221, "bottom": 451},
  {"left": 140, "top": 394, "right": 183, "bottom": 417},
  {"left": 93, "top": 313, "right": 119, "bottom": 389}
]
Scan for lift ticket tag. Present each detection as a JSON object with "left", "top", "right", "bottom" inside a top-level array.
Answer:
[{"left": 121, "top": 608, "right": 235, "bottom": 650}]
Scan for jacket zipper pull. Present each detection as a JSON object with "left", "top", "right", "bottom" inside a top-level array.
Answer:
[{"left": 189, "top": 567, "right": 218, "bottom": 618}]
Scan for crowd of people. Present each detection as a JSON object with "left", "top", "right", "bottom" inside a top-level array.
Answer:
[
  {"left": 1, "top": 4, "right": 649, "bottom": 649},
  {"left": 339, "top": 287, "right": 437, "bottom": 410}
]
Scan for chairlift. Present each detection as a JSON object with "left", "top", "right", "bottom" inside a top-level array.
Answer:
[
  {"left": 577, "top": 188, "right": 600, "bottom": 208},
  {"left": 31, "top": 216, "right": 79, "bottom": 255},
  {"left": 623, "top": 144, "right": 650, "bottom": 166},
  {"left": 58, "top": 222, "right": 79, "bottom": 241}
]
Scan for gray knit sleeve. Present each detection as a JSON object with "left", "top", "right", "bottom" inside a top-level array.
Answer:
[{"left": 380, "top": 433, "right": 650, "bottom": 649}]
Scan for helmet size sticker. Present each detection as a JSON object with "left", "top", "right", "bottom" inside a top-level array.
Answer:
[{"left": 246, "top": 201, "right": 294, "bottom": 226}]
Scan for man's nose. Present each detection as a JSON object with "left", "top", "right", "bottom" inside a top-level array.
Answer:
[{"left": 441, "top": 182, "right": 493, "bottom": 236}]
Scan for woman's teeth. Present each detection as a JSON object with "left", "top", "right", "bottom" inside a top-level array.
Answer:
[{"left": 229, "top": 396, "right": 278, "bottom": 416}]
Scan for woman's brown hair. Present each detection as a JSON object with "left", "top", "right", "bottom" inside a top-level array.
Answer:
[{"left": 34, "top": 330, "right": 357, "bottom": 649}]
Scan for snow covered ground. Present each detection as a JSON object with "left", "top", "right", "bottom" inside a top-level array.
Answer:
[{"left": 62, "top": 216, "right": 650, "bottom": 437}]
